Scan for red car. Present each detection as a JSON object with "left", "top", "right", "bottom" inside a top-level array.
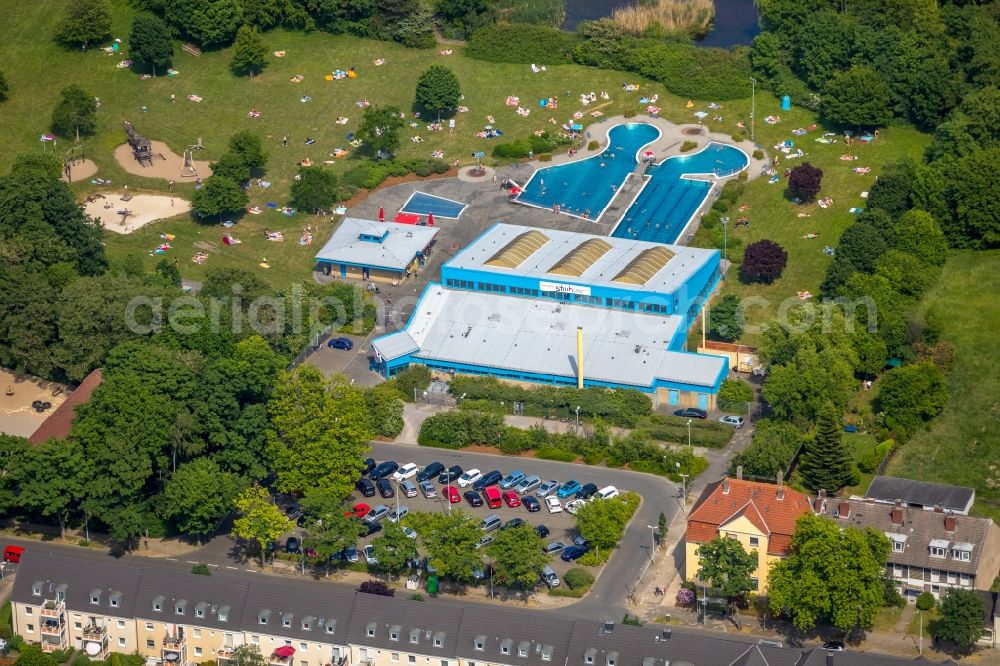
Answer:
[
  {"left": 502, "top": 490, "right": 521, "bottom": 508},
  {"left": 443, "top": 486, "right": 461, "bottom": 503},
  {"left": 345, "top": 503, "right": 371, "bottom": 519}
]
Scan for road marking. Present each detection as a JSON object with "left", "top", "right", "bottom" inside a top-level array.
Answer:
[
  {"left": 226, "top": 566, "right": 239, "bottom": 570},
  {"left": 245, "top": 569, "right": 257, "bottom": 573},
  {"left": 207, "top": 564, "right": 219, "bottom": 568},
  {"left": 165, "top": 558, "right": 178, "bottom": 561},
  {"left": 185, "top": 560, "right": 199, "bottom": 564}
]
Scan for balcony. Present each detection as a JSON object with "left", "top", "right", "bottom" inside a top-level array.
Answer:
[
  {"left": 163, "top": 634, "right": 186, "bottom": 650},
  {"left": 41, "top": 637, "right": 69, "bottom": 653},
  {"left": 217, "top": 648, "right": 236, "bottom": 661},
  {"left": 83, "top": 625, "right": 107, "bottom": 641},
  {"left": 269, "top": 655, "right": 293, "bottom": 666},
  {"left": 40, "top": 600, "right": 66, "bottom": 619},
  {"left": 40, "top": 620, "right": 65, "bottom": 637}
]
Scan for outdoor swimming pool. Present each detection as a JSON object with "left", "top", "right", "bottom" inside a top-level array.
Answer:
[
  {"left": 611, "top": 142, "right": 749, "bottom": 244},
  {"left": 515, "top": 122, "right": 661, "bottom": 219}
]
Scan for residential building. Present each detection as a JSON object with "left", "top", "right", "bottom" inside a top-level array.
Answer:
[
  {"left": 314, "top": 217, "right": 439, "bottom": 283},
  {"left": 372, "top": 223, "right": 729, "bottom": 407},
  {"left": 864, "top": 476, "right": 975, "bottom": 515},
  {"left": 815, "top": 495, "right": 1000, "bottom": 600},
  {"left": 346, "top": 587, "right": 462, "bottom": 666},
  {"left": 684, "top": 478, "right": 812, "bottom": 593}
]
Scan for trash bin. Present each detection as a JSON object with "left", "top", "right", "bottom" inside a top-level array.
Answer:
[
  {"left": 427, "top": 575, "right": 439, "bottom": 594},
  {"left": 781, "top": 95, "right": 791, "bottom": 111}
]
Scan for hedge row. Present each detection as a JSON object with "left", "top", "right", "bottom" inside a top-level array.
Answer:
[
  {"left": 342, "top": 158, "right": 450, "bottom": 191},
  {"left": 493, "top": 132, "right": 570, "bottom": 159},
  {"left": 466, "top": 24, "right": 579, "bottom": 64}
]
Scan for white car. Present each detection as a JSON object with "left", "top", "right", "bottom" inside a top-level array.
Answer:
[
  {"left": 458, "top": 468, "right": 483, "bottom": 488},
  {"left": 565, "top": 499, "right": 588, "bottom": 515},
  {"left": 545, "top": 496, "right": 563, "bottom": 513},
  {"left": 363, "top": 544, "right": 378, "bottom": 565},
  {"left": 402, "top": 527, "right": 418, "bottom": 539},
  {"left": 392, "top": 463, "right": 420, "bottom": 482},
  {"left": 719, "top": 415, "right": 745, "bottom": 429},
  {"left": 595, "top": 485, "right": 619, "bottom": 500}
]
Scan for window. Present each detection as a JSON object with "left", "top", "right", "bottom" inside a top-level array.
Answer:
[
  {"left": 953, "top": 548, "right": 971, "bottom": 561},
  {"left": 195, "top": 648, "right": 203, "bottom": 658},
  {"left": 118, "top": 638, "right": 126, "bottom": 648},
  {"left": 409, "top": 629, "right": 419, "bottom": 645},
  {"left": 146, "top": 623, "right": 154, "bottom": 632},
  {"left": 540, "top": 647, "right": 553, "bottom": 662},
  {"left": 366, "top": 623, "right": 377, "bottom": 638},
  {"left": 391, "top": 654, "right": 400, "bottom": 663},
  {"left": 283, "top": 616, "right": 292, "bottom": 629},
  {"left": 474, "top": 637, "right": 485, "bottom": 652},
  {"left": 893, "top": 541, "right": 904, "bottom": 552},
  {"left": 408, "top": 657, "right": 416, "bottom": 665},
  {"left": 440, "top": 661, "right": 449, "bottom": 666},
  {"left": 26, "top": 624, "right": 34, "bottom": 633},
  {"left": 195, "top": 606, "right": 205, "bottom": 619},
  {"left": 518, "top": 642, "right": 530, "bottom": 658},
  {"left": 117, "top": 620, "right": 126, "bottom": 629},
  {"left": 32, "top": 583, "right": 42, "bottom": 596},
  {"left": 501, "top": 640, "right": 512, "bottom": 655},
  {"left": 175, "top": 601, "right": 186, "bottom": 615},
  {"left": 931, "top": 585, "right": 940, "bottom": 594},
  {"left": 193, "top": 629, "right": 201, "bottom": 639},
  {"left": 584, "top": 649, "right": 596, "bottom": 664},
  {"left": 91, "top": 595, "right": 100, "bottom": 605},
  {"left": 433, "top": 633, "right": 444, "bottom": 648},
  {"left": 74, "top": 622, "right": 81, "bottom": 630},
  {"left": 110, "top": 597, "right": 119, "bottom": 608},
  {"left": 748, "top": 536, "right": 759, "bottom": 548},
  {"left": 252, "top": 636, "right": 260, "bottom": 645},
  {"left": 893, "top": 565, "right": 904, "bottom": 577},
  {"left": 930, "top": 546, "right": 946, "bottom": 558},
  {"left": 359, "top": 649, "right": 368, "bottom": 661},
  {"left": 390, "top": 626, "right": 400, "bottom": 641},
  {"left": 947, "top": 572, "right": 957, "bottom": 584},
  {"left": 147, "top": 640, "right": 155, "bottom": 648},
  {"left": 325, "top": 624, "right": 335, "bottom": 635},
  {"left": 750, "top": 577, "right": 759, "bottom": 590},
  {"left": 960, "top": 574, "right": 971, "bottom": 586},
  {"left": 25, "top": 608, "right": 32, "bottom": 616}
]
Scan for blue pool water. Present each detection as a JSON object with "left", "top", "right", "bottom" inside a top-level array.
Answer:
[
  {"left": 400, "top": 191, "right": 467, "bottom": 218},
  {"left": 516, "top": 123, "right": 661, "bottom": 219},
  {"left": 612, "top": 142, "right": 749, "bottom": 243}
]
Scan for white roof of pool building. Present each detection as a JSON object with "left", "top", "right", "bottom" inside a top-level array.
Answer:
[
  {"left": 372, "top": 285, "right": 727, "bottom": 390},
  {"left": 315, "top": 217, "right": 439, "bottom": 270},
  {"left": 446, "top": 223, "right": 717, "bottom": 294}
]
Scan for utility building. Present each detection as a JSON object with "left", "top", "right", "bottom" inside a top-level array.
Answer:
[{"left": 315, "top": 217, "right": 439, "bottom": 283}]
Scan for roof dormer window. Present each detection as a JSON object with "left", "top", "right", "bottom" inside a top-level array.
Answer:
[
  {"left": 410, "top": 629, "right": 420, "bottom": 644},
  {"left": 282, "top": 614, "right": 293, "bottom": 629},
  {"left": 32, "top": 581, "right": 43, "bottom": 597},
  {"left": 90, "top": 589, "right": 101, "bottom": 605},
  {"left": 110, "top": 592, "right": 121, "bottom": 608},
  {"left": 474, "top": 636, "right": 486, "bottom": 652},
  {"left": 302, "top": 616, "right": 314, "bottom": 631},
  {"left": 584, "top": 648, "right": 597, "bottom": 665},
  {"left": 433, "top": 632, "right": 445, "bottom": 648},
  {"left": 540, "top": 646, "right": 553, "bottom": 662},
  {"left": 390, "top": 625, "right": 401, "bottom": 641},
  {"left": 500, "top": 639, "right": 513, "bottom": 655},
  {"left": 195, "top": 603, "right": 207, "bottom": 618},
  {"left": 175, "top": 600, "right": 187, "bottom": 615},
  {"left": 607, "top": 651, "right": 619, "bottom": 666},
  {"left": 152, "top": 595, "right": 164, "bottom": 612},
  {"left": 366, "top": 622, "right": 377, "bottom": 638},
  {"left": 518, "top": 642, "right": 530, "bottom": 658},
  {"left": 218, "top": 606, "right": 230, "bottom": 622},
  {"left": 258, "top": 610, "right": 271, "bottom": 625}
]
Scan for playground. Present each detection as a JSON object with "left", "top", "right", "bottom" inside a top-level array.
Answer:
[
  {"left": 0, "top": 369, "right": 68, "bottom": 439},
  {"left": 85, "top": 194, "right": 191, "bottom": 234},
  {"left": 113, "top": 139, "right": 213, "bottom": 180}
]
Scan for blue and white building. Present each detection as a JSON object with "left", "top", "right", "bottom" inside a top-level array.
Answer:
[
  {"left": 315, "top": 217, "right": 439, "bottom": 283},
  {"left": 372, "top": 223, "right": 728, "bottom": 409}
]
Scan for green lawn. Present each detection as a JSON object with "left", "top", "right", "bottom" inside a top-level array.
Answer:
[
  {"left": 842, "top": 432, "right": 878, "bottom": 497},
  {"left": 889, "top": 251, "right": 1000, "bottom": 522}
]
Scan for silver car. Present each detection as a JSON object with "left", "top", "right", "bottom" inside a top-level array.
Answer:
[
  {"left": 368, "top": 504, "right": 391, "bottom": 522},
  {"left": 419, "top": 480, "right": 437, "bottom": 498},
  {"left": 399, "top": 480, "right": 418, "bottom": 498},
  {"left": 536, "top": 479, "right": 560, "bottom": 498},
  {"left": 514, "top": 474, "right": 542, "bottom": 494},
  {"left": 387, "top": 505, "right": 409, "bottom": 523}
]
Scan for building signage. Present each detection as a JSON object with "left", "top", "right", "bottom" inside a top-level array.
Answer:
[{"left": 539, "top": 281, "right": 591, "bottom": 296}]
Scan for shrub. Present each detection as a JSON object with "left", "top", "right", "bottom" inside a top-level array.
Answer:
[
  {"left": 418, "top": 410, "right": 505, "bottom": 448},
  {"left": 719, "top": 378, "right": 753, "bottom": 404},
  {"left": 622, "top": 613, "right": 644, "bottom": 626},
  {"left": 538, "top": 153, "right": 553, "bottom": 162},
  {"left": 413, "top": 165, "right": 432, "bottom": 177},
  {"left": 467, "top": 24, "right": 579, "bottom": 64},
  {"left": 564, "top": 567, "right": 595, "bottom": 590},
  {"left": 431, "top": 159, "right": 450, "bottom": 174},
  {"left": 677, "top": 587, "right": 695, "bottom": 604},
  {"left": 622, "top": 107, "right": 637, "bottom": 118},
  {"left": 391, "top": 365, "right": 432, "bottom": 401},
  {"left": 587, "top": 140, "right": 600, "bottom": 150},
  {"left": 409, "top": 593, "right": 425, "bottom": 601},
  {"left": 752, "top": 149, "right": 764, "bottom": 160},
  {"left": 876, "top": 363, "right": 947, "bottom": 437},
  {"left": 916, "top": 591, "right": 936, "bottom": 611},
  {"left": 737, "top": 170, "right": 748, "bottom": 181},
  {"left": 788, "top": 162, "right": 823, "bottom": 202},
  {"left": 680, "top": 141, "right": 698, "bottom": 152},
  {"left": 191, "top": 563, "right": 212, "bottom": 576},
  {"left": 731, "top": 133, "right": 744, "bottom": 142},
  {"left": 535, "top": 447, "right": 577, "bottom": 462},
  {"left": 739, "top": 239, "right": 788, "bottom": 284},
  {"left": 358, "top": 580, "right": 395, "bottom": 596}
]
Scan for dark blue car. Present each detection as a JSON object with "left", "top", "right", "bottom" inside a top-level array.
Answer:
[
  {"left": 327, "top": 337, "right": 354, "bottom": 350},
  {"left": 560, "top": 545, "right": 588, "bottom": 562}
]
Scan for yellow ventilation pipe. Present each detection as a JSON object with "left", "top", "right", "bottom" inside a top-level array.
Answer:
[{"left": 576, "top": 326, "right": 584, "bottom": 390}]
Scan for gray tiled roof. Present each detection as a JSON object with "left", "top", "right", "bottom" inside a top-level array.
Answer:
[
  {"left": 865, "top": 477, "right": 975, "bottom": 514},
  {"left": 821, "top": 498, "right": 994, "bottom": 575},
  {"left": 134, "top": 566, "right": 250, "bottom": 631},
  {"left": 454, "top": 605, "right": 574, "bottom": 666},
  {"left": 240, "top": 576, "right": 356, "bottom": 645},
  {"left": 796, "top": 648, "right": 931, "bottom": 665},
  {"left": 345, "top": 591, "right": 462, "bottom": 655},
  {"left": 11, "top": 552, "right": 143, "bottom": 619}
]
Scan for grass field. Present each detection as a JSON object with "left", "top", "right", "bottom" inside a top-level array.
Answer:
[{"left": 889, "top": 251, "right": 1000, "bottom": 522}]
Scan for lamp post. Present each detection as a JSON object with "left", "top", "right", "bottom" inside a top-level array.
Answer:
[
  {"left": 485, "top": 555, "right": 494, "bottom": 599},
  {"left": 395, "top": 478, "right": 400, "bottom": 518},
  {"left": 646, "top": 525, "right": 657, "bottom": 562},
  {"left": 686, "top": 419, "right": 692, "bottom": 449},
  {"left": 721, "top": 217, "right": 728, "bottom": 279},
  {"left": 575, "top": 406, "right": 581, "bottom": 427},
  {"left": 676, "top": 461, "right": 689, "bottom": 510},
  {"left": 918, "top": 609, "right": 923, "bottom": 656},
  {"left": 749, "top": 77, "right": 757, "bottom": 143}
]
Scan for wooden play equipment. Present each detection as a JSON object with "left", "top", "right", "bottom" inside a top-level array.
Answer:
[
  {"left": 63, "top": 144, "right": 85, "bottom": 180},
  {"left": 123, "top": 121, "right": 153, "bottom": 166},
  {"left": 181, "top": 137, "right": 205, "bottom": 178}
]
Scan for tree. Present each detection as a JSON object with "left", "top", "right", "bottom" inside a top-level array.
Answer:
[
  {"left": 489, "top": 524, "right": 549, "bottom": 588},
  {"left": 934, "top": 588, "right": 985, "bottom": 651},
  {"left": 729, "top": 419, "right": 802, "bottom": 480},
  {"left": 894, "top": 210, "right": 948, "bottom": 266},
  {"left": 419, "top": 510, "right": 485, "bottom": 581},
  {"left": 191, "top": 176, "right": 249, "bottom": 218},
  {"left": 0, "top": 436, "right": 29, "bottom": 515},
  {"left": 231, "top": 25, "right": 267, "bottom": 76},
  {"left": 228, "top": 131, "right": 268, "bottom": 171},
  {"left": 876, "top": 362, "right": 947, "bottom": 436},
  {"left": 232, "top": 485, "right": 293, "bottom": 563},
  {"left": 768, "top": 514, "right": 890, "bottom": 631},
  {"left": 763, "top": 345, "right": 856, "bottom": 424},
  {"left": 718, "top": 378, "right": 753, "bottom": 406},
  {"left": 709, "top": 294, "right": 743, "bottom": 342},
  {"left": 0, "top": 70, "right": 8, "bottom": 101},
  {"left": 201, "top": 266, "right": 271, "bottom": 303},
  {"left": 866, "top": 161, "right": 914, "bottom": 219},
  {"left": 365, "top": 383, "right": 405, "bottom": 438},
  {"left": 696, "top": 536, "right": 759, "bottom": 608},
  {"left": 938, "top": 147, "right": 1000, "bottom": 248},
  {"left": 299, "top": 487, "right": 363, "bottom": 563},
  {"left": 798, "top": 404, "right": 854, "bottom": 493},
  {"left": 739, "top": 239, "right": 788, "bottom": 284},
  {"left": 787, "top": 162, "right": 823, "bottom": 202},
  {"left": 266, "top": 366, "right": 372, "bottom": 498},
  {"left": 291, "top": 166, "right": 338, "bottom": 213},
  {"left": 15, "top": 644, "right": 59, "bottom": 666},
  {"left": 231, "top": 645, "right": 267, "bottom": 666},
  {"left": 358, "top": 580, "right": 395, "bottom": 596},
  {"left": 822, "top": 66, "right": 892, "bottom": 127},
  {"left": 916, "top": 591, "right": 936, "bottom": 611},
  {"left": 209, "top": 152, "right": 251, "bottom": 184},
  {"left": 155, "top": 258, "right": 182, "bottom": 287},
  {"left": 371, "top": 521, "right": 418, "bottom": 574},
  {"left": 51, "top": 85, "right": 97, "bottom": 139},
  {"left": 575, "top": 497, "right": 631, "bottom": 552},
  {"left": 414, "top": 65, "right": 462, "bottom": 119},
  {"left": 15, "top": 439, "right": 92, "bottom": 537},
  {"left": 356, "top": 104, "right": 405, "bottom": 157},
  {"left": 162, "top": 458, "right": 244, "bottom": 542},
  {"left": 836, "top": 216, "right": 890, "bottom": 273},
  {"left": 129, "top": 14, "right": 174, "bottom": 72},
  {"left": 56, "top": 0, "right": 113, "bottom": 47},
  {"left": 163, "top": 0, "right": 243, "bottom": 48}
]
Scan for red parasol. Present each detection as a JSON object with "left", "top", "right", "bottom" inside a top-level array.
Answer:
[
  {"left": 274, "top": 647, "right": 296, "bottom": 659},
  {"left": 427, "top": 212, "right": 434, "bottom": 226},
  {"left": 378, "top": 207, "right": 385, "bottom": 222}
]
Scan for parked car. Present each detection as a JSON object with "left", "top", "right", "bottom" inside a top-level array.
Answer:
[
  {"left": 502, "top": 518, "right": 525, "bottom": 531},
  {"left": 457, "top": 468, "right": 482, "bottom": 488},
  {"left": 557, "top": 480, "right": 582, "bottom": 498},
  {"left": 720, "top": 415, "right": 745, "bottom": 428},
  {"left": 534, "top": 524, "right": 550, "bottom": 538},
  {"left": 443, "top": 486, "right": 461, "bottom": 503},
  {"left": 514, "top": 475, "right": 542, "bottom": 494},
  {"left": 673, "top": 407, "right": 707, "bottom": 419},
  {"left": 545, "top": 497, "right": 563, "bottom": 513},
  {"left": 363, "top": 544, "right": 378, "bottom": 564},
  {"left": 402, "top": 527, "right": 418, "bottom": 540},
  {"left": 561, "top": 545, "right": 588, "bottom": 562},
  {"left": 499, "top": 470, "right": 525, "bottom": 490},
  {"left": 821, "top": 642, "right": 845, "bottom": 652},
  {"left": 376, "top": 478, "right": 395, "bottom": 498},
  {"left": 417, "top": 462, "right": 445, "bottom": 482},
  {"left": 369, "top": 461, "right": 399, "bottom": 480},
  {"left": 355, "top": 478, "right": 377, "bottom": 497},
  {"left": 476, "top": 535, "right": 494, "bottom": 550},
  {"left": 359, "top": 520, "right": 382, "bottom": 537},
  {"left": 502, "top": 490, "right": 521, "bottom": 508},
  {"left": 483, "top": 486, "right": 503, "bottom": 509},
  {"left": 327, "top": 337, "right": 354, "bottom": 350},
  {"left": 574, "top": 536, "right": 588, "bottom": 549},
  {"left": 362, "top": 457, "right": 377, "bottom": 475},
  {"left": 368, "top": 504, "right": 391, "bottom": 522},
  {"left": 576, "top": 483, "right": 598, "bottom": 500},
  {"left": 541, "top": 565, "right": 560, "bottom": 588},
  {"left": 473, "top": 470, "right": 503, "bottom": 491},
  {"left": 345, "top": 546, "right": 359, "bottom": 563},
  {"left": 392, "top": 463, "right": 420, "bottom": 482},
  {"left": 522, "top": 496, "right": 541, "bottom": 512},
  {"left": 400, "top": 480, "right": 418, "bottom": 498},
  {"left": 464, "top": 491, "right": 484, "bottom": 507},
  {"left": 345, "top": 502, "right": 371, "bottom": 519},
  {"left": 536, "top": 480, "right": 561, "bottom": 498},
  {"left": 419, "top": 481, "right": 437, "bottom": 499},
  {"left": 285, "top": 536, "right": 301, "bottom": 554},
  {"left": 387, "top": 506, "right": 409, "bottom": 523},
  {"left": 479, "top": 514, "right": 503, "bottom": 532},
  {"left": 543, "top": 541, "right": 566, "bottom": 555},
  {"left": 565, "top": 498, "right": 588, "bottom": 515},
  {"left": 439, "top": 465, "right": 463, "bottom": 484},
  {"left": 595, "top": 485, "right": 619, "bottom": 500}
]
